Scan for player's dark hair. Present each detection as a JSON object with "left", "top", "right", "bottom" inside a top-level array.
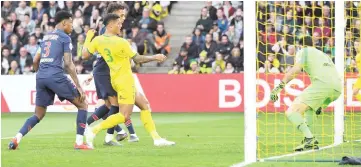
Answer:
[
  {"left": 106, "top": 2, "right": 127, "bottom": 14},
  {"left": 299, "top": 36, "right": 313, "bottom": 47},
  {"left": 54, "top": 11, "right": 73, "bottom": 25},
  {"left": 103, "top": 14, "right": 120, "bottom": 26}
]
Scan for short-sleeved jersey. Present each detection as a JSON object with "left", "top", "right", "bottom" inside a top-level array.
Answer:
[
  {"left": 87, "top": 35, "right": 136, "bottom": 81},
  {"left": 36, "top": 29, "right": 72, "bottom": 79},
  {"left": 295, "top": 47, "right": 342, "bottom": 91},
  {"left": 92, "top": 26, "right": 110, "bottom": 75}
]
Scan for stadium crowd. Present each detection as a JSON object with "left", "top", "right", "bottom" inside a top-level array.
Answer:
[
  {"left": 345, "top": 1, "right": 360, "bottom": 73},
  {"left": 1, "top": 1, "right": 175, "bottom": 75},
  {"left": 169, "top": 1, "right": 244, "bottom": 74},
  {"left": 256, "top": 1, "right": 335, "bottom": 73}
]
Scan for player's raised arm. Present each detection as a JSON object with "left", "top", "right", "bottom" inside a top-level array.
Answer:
[
  {"left": 32, "top": 47, "right": 41, "bottom": 72},
  {"left": 82, "top": 29, "right": 97, "bottom": 60}
]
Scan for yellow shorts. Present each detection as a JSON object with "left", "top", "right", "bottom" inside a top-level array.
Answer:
[
  {"left": 354, "top": 77, "right": 361, "bottom": 89},
  {"left": 112, "top": 78, "right": 135, "bottom": 104}
]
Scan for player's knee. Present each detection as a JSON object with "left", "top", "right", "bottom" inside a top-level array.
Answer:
[
  {"left": 286, "top": 104, "right": 307, "bottom": 116},
  {"left": 123, "top": 112, "right": 131, "bottom": 120},
  {"left": 78, "top": 101, "right": 88, "bottom": 110}
]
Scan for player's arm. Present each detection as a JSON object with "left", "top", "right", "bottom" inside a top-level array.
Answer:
[
  {"left": 32, "top": 47, "right": 41, "bottom": 72},
  {"left": 64, "top": 52, "right": 81, "bottom": 88},
  {"left": 82, "top": 29, "right": 97, "bottom": 60},
  {"left": 132, "top": 53, "right": 166, "bottom": 64}
]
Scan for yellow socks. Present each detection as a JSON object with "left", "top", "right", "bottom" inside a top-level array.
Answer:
[
  {"left": 93, "top": 113, "right": 125, "bottom": 134},
  {"left": 356, "top": 94, "right": 361, "bottom": 102},
  {"left": 140, "top": 110, "right": 161, "bottom": 140}
]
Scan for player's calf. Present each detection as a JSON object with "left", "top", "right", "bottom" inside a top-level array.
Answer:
[
  {"left": 71, "top": 98, "right": 92, "bottom": 149},
  {"left": 9, "top": 106, "right": 45, "bottom": 150}
]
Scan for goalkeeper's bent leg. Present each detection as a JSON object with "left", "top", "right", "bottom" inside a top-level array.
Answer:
[{"left": 286, "top": 103, "right": 314, "bottom": 138}]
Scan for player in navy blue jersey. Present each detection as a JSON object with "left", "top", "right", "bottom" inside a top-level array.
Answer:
[
  {"left": 83, "top": 3, "right": 139, "bottom": 145},
  {"left": 8, "top": 11, "right": 92, "bottom": 150}
]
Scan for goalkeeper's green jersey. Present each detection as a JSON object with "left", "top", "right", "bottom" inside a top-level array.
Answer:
[{"left": 295, "top": 47, "right": 342, "bottom": 92}]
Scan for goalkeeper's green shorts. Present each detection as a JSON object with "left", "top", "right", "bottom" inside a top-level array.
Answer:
[{"left": 293, "top": 84, "right": 341, "bottom": 111}]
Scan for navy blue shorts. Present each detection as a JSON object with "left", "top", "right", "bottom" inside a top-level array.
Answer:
[
  {"left": 35, "top": 77, "right": 79, "bottom": 107},
  {"left": 93, "top": 74, "right": 117, "bottom": 100}
]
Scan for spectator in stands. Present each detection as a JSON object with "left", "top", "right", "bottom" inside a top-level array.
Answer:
[
  {"left": 138, "top": 7, "right": 157, "bottom": 33},
  {"left": 198, "top": 51, "right": 212, "bottom": 74},
  {"left": 154, "top": 23, "right": 170, "bottom": 56},
  {"left": 229, "top": 8, "right": 243, "bottom": 37},
  {"left": 279, "top": 25, "right": 295, "bottom": 45},
  {"left": 22, "top": 13, "right": 36, "bottom": 34},
  {"left": 80, "top": 2, "right": 93, "bottom": 21},
  {"left": 352, "top": 19, "right": 360, "bottom": 39},
  {"left": 280, "top": 45, "right": 295, "bottom": 73},
  {"left": 8, "top": 60, "right": 21, "bottom": 75},
  {"left": 64, "top": 1, "right": 77, "bottom": 14},
  {"left": 15, "top": 1, "right": 32, "bottom": 23},
  {"left": 296, "top": 26, "right": 310, "bottom": 41},
  {"left": 304, "top": 16, "right": 314, "bottom": 35},
  {"left": 33, "top": 26, "right": 44, "bottom": 43},
  {"left": 175, "top": 47, "right": 191, "bottom": 71},
  {"left": 88, "top": 9, "right": 101, "bottom": 29},
  {"left": 9, "top": 12, "right": 21, "bottom": 33},
  {"left": 206, "top": 1, "right": 217, "bottom": 21},
  {"left": 324, "top": 37, "right": 335, "bottom": 61},
  {"left": 1, "top": 47, "right": 12, "bottom": 74},
  {"left": 2, "top": 1, "right": 15, "bottom": 20},
  {"left": 216, "top": 9, "right": 228, "bottom": 33},
  {"left": 261, "top": 23, "right": 277, "bottom": 45},
  {"left": 264, "top": 53, "right": 280, "bottom": 73},
  {"left": 283, "top": 9, "right": 295, "bottom": 33},
  {"left": 129, "top": 24, "right": 147, "bottom": 55},
  {"left": 74, "top": 34, "right": 85, "bottom": 60},
  {"left": 210, "top": 22, "right": 221, "bottom": 43},
  {"left": 212, "top": 52, "right": 226, "bottom": 71},
  {"left": 220, "top": 1, "right": 235, "bottom": 19},
  {"left": 224, "top": 62, "right": 235, "bottom": 74},
  {"left": 192, "top": 28, "right": 205, "bottom": 48},
  {"left": 195, "top": 7, "right": 213, "bottom": 36},
  {"left": 32, "top": 2, "right": 46, "bottom": 24},
  {"left": 228, "top": 47, "right": 243, "bottom": 72},
  {"left": 314, "top": 18, "right": 331, "bottom": 39},
  {"left": 73, "top": 10, "right": 84, "bottom": 35},
  {"left": 75, "top": 63, "right": 85, "bottom": 74},
  {"left": 15, "top": 47, "right": 33, "bottom": 73},
  {"left": 202, "top": 33, "right": 217, "bottom": 61},
  {"left": 39, "top": 13, "right": 50, "bottom": 33},
  {"left": 24, "top": 35, "right": 39, "bottom": 58},
  {"left": 217, "top": 35, "right": 233, "bottom": 58},
  {"left": 150, "top": 3, "right": 164, "bottom": 22},
  {"left": 312, "top": 31, "right": 322, "bottom": 50},
  {"left": 181, "top": 35, "right": 200, "bottom": 60},
  {"left": 7, "top": 34, "right": 21, "bottom": 58},
  {"left": 168, "top": 64, "right": 181, "bottom": 74},
  {"left": 48, "top": 1, "right": 61, "bottom": 22},
  {"left": 224, "top": 25, "right": 240, "bottom": 46},
  {"left": 129, "top": 2, "right": 143, "bottom": 20},
  {"left": 2, "top": 22, "right": 13, "bottom": 44},
  {"left": 213, "top": 65, "right": 222, "bottom": 74},
  {"left": 186, "top": 61, "right": 200, "bottom": 74}
]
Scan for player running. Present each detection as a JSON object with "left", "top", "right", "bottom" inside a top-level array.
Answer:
[
  {"left": 83, "top": 3, "right": 139, "bottom": 146},
  {"left": 8, "top": 11, "right": 92, "bottom": 150},
  {"left": 353, "top": 38, "right": 361, "bottom": 103},
  {"left": 270, "top": 36, "right": 342, "bottom": 151},
  {"left": 82, "top": 13, "right": 175, "bottom": 148}
]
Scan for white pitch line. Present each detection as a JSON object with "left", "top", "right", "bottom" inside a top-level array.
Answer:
[
  {"left": 230, "top": 161, "right": 253, "bottom": 167},
  {"left": 260, "top": 143, "right": 340, "bottom": 161}
]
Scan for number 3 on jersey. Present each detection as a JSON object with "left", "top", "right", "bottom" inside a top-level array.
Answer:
[
  {"left": 43, "top": 41, "right": 51, "bottom": 57},
  {"left": 104, "top": 48, "right": 113, "bottom": 62}
]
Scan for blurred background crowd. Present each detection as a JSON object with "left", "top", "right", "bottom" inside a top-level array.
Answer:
[
  {"left": 2, "top": 1, "right": 358, "bottom": 75},
  {"left": 256, "top": 1, "right": 360, "bottom": 74}
]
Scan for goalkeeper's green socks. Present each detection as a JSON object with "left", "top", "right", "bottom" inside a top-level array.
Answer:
[
  {"left": 304, "top": 109, "right": 315, "bottom": 129},
  {"left": 287, "top": 111, "right": 313, "bottom": 138}
]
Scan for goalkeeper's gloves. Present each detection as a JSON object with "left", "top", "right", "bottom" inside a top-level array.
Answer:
[{"left": 270, "top": 81, "right": 286, "bottom": 102}]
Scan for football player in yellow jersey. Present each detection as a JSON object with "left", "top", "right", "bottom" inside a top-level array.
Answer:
[
  {"left": 353, "top": 38, "right": 361, "bottom": 102},
  {"left": 82, "top": 13, "right": 175, "bottom": 148}
]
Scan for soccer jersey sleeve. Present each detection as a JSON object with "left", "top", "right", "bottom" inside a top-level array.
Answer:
[
  {"left": 295, "top": 49, "right": 306, "bottom": 67},
  {"left": 63, "top": 36, "right": 72, "bottom": 53},
  {"left": 122, "top": 39, "right": 137, "bottom": 58},
  {"left": 87, "top": 37, "right": 98, "bottom": 55}
]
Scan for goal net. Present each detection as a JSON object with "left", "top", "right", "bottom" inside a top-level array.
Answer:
[{"left": 254, "top": 1, "right": 361, "bottom": 163}]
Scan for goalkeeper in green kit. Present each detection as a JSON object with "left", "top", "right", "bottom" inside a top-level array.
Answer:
[{"left": 270, "top": 36, "right": 342, "bottom": 151}]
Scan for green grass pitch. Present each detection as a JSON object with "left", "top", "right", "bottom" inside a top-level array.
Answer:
[{"left": 2, "top": 112, "right": 360, "bottom": 167}]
